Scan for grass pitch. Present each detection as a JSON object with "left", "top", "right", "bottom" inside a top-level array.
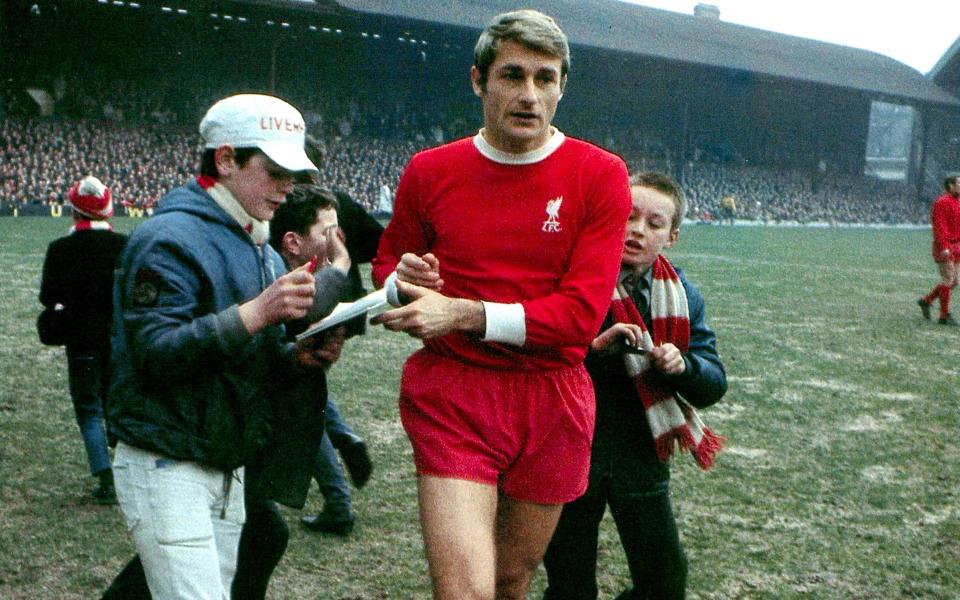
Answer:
[{"left": 1, "top": 217, "right": 958, "bottom": 599}]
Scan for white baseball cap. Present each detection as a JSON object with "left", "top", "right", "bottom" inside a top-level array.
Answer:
[{"left": 199, "top": 94, "right": 318, "bottom": 174}]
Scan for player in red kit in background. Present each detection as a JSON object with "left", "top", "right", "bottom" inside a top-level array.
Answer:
[
  {"left": 370, "top": 10, "right": 630, "bottom": 600},
  {"left": 918, "top": 174, "right": 960, "bottom": 326}
]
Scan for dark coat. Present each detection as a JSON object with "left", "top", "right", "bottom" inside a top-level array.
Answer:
[
  {"left": 334, "top": 190, "right": 384, "bottom": 337},
  {"left": 586, "top": 267, "right": 727, "bottom": 487},
  {"left": 39, "top": 227, "right": 128, "bottom": 352}
]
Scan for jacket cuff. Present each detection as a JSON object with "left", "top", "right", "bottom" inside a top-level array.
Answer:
[{"left": 216, "top": 304, "right": 253, "bottom": 356}]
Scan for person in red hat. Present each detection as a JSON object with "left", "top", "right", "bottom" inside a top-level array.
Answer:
[{"left": 39, "top": 175, "right": 128, "bottom": 504}]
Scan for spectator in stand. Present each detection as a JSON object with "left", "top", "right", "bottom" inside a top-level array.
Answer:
[
  {"left": 39, "top": 175, "right": 127, "bottom": 505},
  {"left": 918, "top": 174, "right": 960, "bottom": 326},
  {"left": 720, "top": 195, "right": 736, "bottom": 225}
]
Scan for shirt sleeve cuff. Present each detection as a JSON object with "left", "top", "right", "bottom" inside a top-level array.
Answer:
[{"left": 481, "top": 302, "right": 525, "bottom": 345}]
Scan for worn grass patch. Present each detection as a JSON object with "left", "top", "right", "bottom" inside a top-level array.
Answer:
[{"left": 1, "top": 219, "right": 958, "bottom": 598}]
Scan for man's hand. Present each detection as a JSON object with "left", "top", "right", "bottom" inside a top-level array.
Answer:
[
  {"left": 238, "top": 264, "right": 315, "bottom": 334},
  {"left": 396, "top": 252, "right": 444, "bottom": 291},
  {"left": 293, "top": 325, "right": 346, "bottom": 369},
  {"left": 371, "top": 279, "right": 483, "bottom": 339},
  {"left": 649, "top": 343, "right": 686, "bottom": 375}
]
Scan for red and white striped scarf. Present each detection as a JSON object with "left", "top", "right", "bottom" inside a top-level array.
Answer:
[
  {"left": 610, "top": 254, "right": 724, "bottom": 470},
  {"left": 70, "top": 219, "right": 113, "bottom": 233}
]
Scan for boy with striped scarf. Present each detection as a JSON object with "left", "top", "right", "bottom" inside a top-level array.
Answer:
[{"left": 543, "top": 172, "right": 727, "bottom": 599}]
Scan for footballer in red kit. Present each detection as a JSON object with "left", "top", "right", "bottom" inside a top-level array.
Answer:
[
  {"left": 918, "top": 174, "right": 960, "bottom": 325},
  {"left": 370, "top": 10, "right": 630, "bottom": 600}
]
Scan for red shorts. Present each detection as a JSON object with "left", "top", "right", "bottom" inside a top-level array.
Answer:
[
  {"left": 933, "top": 241, "right": 960, "bottom": 263},
  {"left": 398, "top": 349, "right": 595, "bottom": 504}
]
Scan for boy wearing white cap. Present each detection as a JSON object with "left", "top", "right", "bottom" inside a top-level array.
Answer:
[
  {"left": 40, "top": 175, "right": 127, "bottom": 505},
  {"left": 107, "top": 94, "right": 336, "bottom": 600}
]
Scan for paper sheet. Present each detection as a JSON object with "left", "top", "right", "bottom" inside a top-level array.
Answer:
[{"left": 295, "top": 288, "right": 389, "bottom": 341}]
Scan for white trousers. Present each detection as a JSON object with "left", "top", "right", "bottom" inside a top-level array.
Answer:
[{"left": 113, "top": 441, "right": 245, "bottom": 600}]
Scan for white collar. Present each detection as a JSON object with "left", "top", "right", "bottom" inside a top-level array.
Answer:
[
  {"left": 206, "top": 183, "right": 270, "bottom": 247},
  {"left": 472, "top": 128, "right": 566, "bottom": 165}
]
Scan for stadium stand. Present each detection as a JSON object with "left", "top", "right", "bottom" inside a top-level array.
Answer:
[
  {"left": 1, "top": 0, "right": 957, "bottom": 223},
  {"left": 0, "top": 105, "right": 931, "bottom": 224}
]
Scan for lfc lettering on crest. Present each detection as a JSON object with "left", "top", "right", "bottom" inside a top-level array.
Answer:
[{"left": 542, "top": 197, "right": 563, "bottom": 232}]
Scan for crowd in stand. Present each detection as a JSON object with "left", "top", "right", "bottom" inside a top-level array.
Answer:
[
  {"left": 1, "top": 116, "right": 198, "bottom": 213},
  {"left": 0, "top": 113, "right": 421, "bottom": 214},
  {"left": 676, "top": 161, "right": 928, "bottom": 225},
  {"left": 0, "top": 85, "right": 934, "bottom": 224}
]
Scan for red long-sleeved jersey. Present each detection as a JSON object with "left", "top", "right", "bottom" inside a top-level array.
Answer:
[
  {"left": 931, "top": 192, "right": 960, "bottom": 260},
  {"left": 372, "top": 133, "right": 631, "bottom": 370}
]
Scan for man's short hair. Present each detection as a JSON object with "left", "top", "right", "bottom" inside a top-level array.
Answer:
[
  {"left": 268, "top": 184, "right": 339, "bottom": 253},
  {"left": 629, "top": 172, "right": 686, "bottom": 230},
  {"left": 945, "top": 174, "right": 960, "bottom": 191},
  {"left": 473, "top": 9, "right": 570, "bottom": 90}
]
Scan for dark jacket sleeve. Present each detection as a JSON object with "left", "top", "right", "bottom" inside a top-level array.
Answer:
[
  {"left": 337, "top": 191, "right": 384, "bottom": 267},
  {"left": 666, "top": 271, "right": 727, "bottom": 409},
  {"left": 336, "top": 190, "right": 384, "bottom": 336},
  {"left": 118, "top": 235, "right": 255, "bottom": 388},
  {"left": 39, "top": 240, "right": 64, "bottom": 309}
]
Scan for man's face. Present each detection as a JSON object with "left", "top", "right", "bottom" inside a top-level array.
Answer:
[
  {"left": 621, "top": 185, "right": 679, "bottom": 272},
  {"left": 471, "top": 40, "right": 565, "bottom": 154},
  {"left": 950, "top": 180, "right": 960, "bottom": 198},
  {"left": 290, "top": 207, "right": 339, "bottom": 268},
  {"left": 219, "top": 149, "right": 296, "bottom": 221}
]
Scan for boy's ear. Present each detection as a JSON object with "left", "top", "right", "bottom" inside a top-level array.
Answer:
[
  {"left": 213, "top": 145, "right": 237, "bottom": 176},
  {"left": 665, "top": 227, "right": 680, "bottom": 249},
  {"left": 281, "top": 231, "right": 302, "bottom": 257}
]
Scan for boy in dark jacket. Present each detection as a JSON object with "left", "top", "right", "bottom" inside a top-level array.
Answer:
[
  {"left": 268, "top": 181, "right": 378, "bottom": 537},
  {"left": 543, "top": 172, "right": 727, "bottom": 600},
  {"left": 107, "top": 94, "right": 339, "bottom": 600}
]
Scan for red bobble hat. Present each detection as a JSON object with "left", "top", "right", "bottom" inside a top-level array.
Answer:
[{"left": 68, "top": 176, "right": 113, "bottom": 220}]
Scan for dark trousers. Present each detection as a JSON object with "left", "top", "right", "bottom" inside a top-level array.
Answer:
[
  {"left": 101, "top": 496, "right": 289, "bottom": 600},
  {"left": 542, "top": 452, "right": 687, "bottom": 600},
  {"left": 66, "top": 348, "right": 112, "bottom": 476},
  {"left": 313, "top": 396, "right": 363, "bottom": 518}
]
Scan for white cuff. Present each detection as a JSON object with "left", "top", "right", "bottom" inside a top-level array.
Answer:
[
  {"left": 384, "top": 271, "right": 402, "bottom": 306},
  {"left": 481, "top": 302, "right": 525, "bottom": 346}
]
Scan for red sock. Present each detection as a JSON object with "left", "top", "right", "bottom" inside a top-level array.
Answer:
[
  {"left": 939, "top": 285, "right": 952, "bottom": 318},
  {"left": 924, "top": 285, "right": 942, "bottom": 305}
]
